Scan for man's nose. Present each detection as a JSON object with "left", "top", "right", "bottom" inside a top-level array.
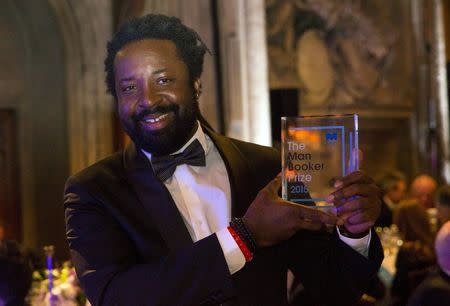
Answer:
[{"left": 138, "top": 87, "right": 161, "bottom": 108}]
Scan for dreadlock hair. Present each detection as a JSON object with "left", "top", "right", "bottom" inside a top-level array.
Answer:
[{"left": 104, "top": 14, "right": 208, "bottom": 100}]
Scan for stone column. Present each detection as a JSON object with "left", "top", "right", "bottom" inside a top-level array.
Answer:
[
  {"left": 217, "top": 0, "right": 271, "bottom": 146},
  {"left": 431, "top": 0, "right": 450, "bottom": 182}
]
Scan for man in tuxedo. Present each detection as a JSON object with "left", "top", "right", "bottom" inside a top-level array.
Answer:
[{"left": 64, "top": 14, "right": 383, "bottom": 306}]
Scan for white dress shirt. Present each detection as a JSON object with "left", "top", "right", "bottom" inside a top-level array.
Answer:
[{"left": 143, "top": 122, "right": 371, "bottom": 275}]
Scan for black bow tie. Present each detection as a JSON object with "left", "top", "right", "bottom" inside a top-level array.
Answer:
[{"left": 152, "top": 139, "right": 206, "bottom": 182}]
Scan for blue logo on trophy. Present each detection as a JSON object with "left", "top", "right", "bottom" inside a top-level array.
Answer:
[{"left": 326, "top": 132, "right": 338, "bottom": 144}]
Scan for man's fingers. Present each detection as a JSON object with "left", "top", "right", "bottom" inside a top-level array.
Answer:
[
  {"left": 335, "top": 197, "right": 369, "bottom": 213},
  {"left": 296, "top": 205, "right": 338, "bottom": 225},
  {"left": 333, "top": 171, "right": 374, "bottom": 189},
  {"left": 265, "top": 175, "right": 282, "bottom": 194},
  {"left": 329, "top": 184, "right": 377, "bottom": 204},
  {"left": 298, "top": 219, "right": 323, "bottom": 231},
  {"left": 347, "top": 208, "right": 377, "bottom": 225},
  {"left": 279, "top": 199, "right": 338, "bottom": 225}
]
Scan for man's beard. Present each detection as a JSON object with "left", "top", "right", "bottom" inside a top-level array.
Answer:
[{"left": 121, "top": 101, "right": 198, "bottom": 156}]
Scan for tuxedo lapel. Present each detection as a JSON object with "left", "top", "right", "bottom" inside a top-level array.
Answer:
[
  {"left": 203, "top": 127, "right": 255, "bottom": 218},
  {"left": 123, "top": 144, "right": 193, "bottom": 251}
]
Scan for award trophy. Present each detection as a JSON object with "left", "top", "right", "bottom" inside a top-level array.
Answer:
[{"left": 281, "top": 114, "right": 359, "bottom": 208}]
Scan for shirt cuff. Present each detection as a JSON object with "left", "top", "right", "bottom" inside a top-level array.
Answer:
[
  {"left": 336, "top": 227, "right": 371, "bottom": 258},
  {"left": 216, "top": 228, "right": 246, "bottom": 275}
]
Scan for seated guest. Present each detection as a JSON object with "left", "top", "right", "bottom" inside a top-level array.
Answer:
[
  {"left": 408, "top": 221, "right": 450, "bottom": 305},
  {"left": 391, "top": 199, "right": 436, "bottom": 306},
  {"left": 411, "top": 175, "right": 437, "bottom": 209},
  {"left": 0, "top": 221, "right": 32, "bottom": 306},
  {"left": 436, "top": 185, "right": 450, "bottom": 225},
  {"left": 376, "top": 171, "right": 407, "bottom": 227}
]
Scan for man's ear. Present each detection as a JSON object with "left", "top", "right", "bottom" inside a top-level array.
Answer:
[{"left": 193, "top": 79, "right": 202, "bottom": 98}]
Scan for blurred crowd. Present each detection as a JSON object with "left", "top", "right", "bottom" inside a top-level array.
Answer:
[{"left": 373, "top": 171, "right": 450, "bottom": 306}]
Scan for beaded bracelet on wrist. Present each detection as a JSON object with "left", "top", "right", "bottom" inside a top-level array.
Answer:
[{"left": 230, "top": 217, "right": 258, "bottom": 253}]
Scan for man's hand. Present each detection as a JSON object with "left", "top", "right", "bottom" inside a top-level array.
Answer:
[
  {"left": 327, "top": 171, "right": 382, "bottom": 236},
  {"left": 242, "top": 175, "right": 339, "bottom": 248}
]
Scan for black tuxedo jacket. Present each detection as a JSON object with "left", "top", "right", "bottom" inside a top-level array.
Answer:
[
  {"left": 64, "top": 127, "right": 383, "bottom": 306},
  {"left": 375, "top": 199, "right": 393, "bottom": 228}
]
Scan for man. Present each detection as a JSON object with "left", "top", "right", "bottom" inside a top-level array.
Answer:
[
  {"left": 436, "top": 185, "right": 450, "bottom": 225},
  {"left": 411, "top": 174, "right": 437, "bottom": 209},
  {"left": 64, "top": 14, "right": 383, "bottom": 306},
  {"left": 375, "top": 171, "right": 407, "bottom": 227},
  {"left": 408, "top": 221, "right": 450, "bottom": 306}
]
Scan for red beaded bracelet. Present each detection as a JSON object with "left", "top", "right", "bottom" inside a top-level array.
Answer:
[{"left": 227, "top": 226, "right": 253, "bottom": 262}]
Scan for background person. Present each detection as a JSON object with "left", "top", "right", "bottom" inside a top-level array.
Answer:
[
  {"left": 410, "top": 174, "right": 437, "bottom": 209},
  {"left": 391, "top": 199, "right": 436, "bottom": 306},
  {"left": 408, "top": 221, "right": 450, "bottom": 306}
]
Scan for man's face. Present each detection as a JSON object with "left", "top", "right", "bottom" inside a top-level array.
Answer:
[
  {"left": 114, "top": 39, "right": 199, "bottom": 155},
  {"left": 386, "top": 180, "right": 406, "bottom": 204},
  {"left": 411, "top": 180, "right": 437, "bottom": 209}
]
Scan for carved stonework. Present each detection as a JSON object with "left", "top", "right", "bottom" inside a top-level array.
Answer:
[{"left": 266, "top": 0, "right": 411, "bottom": 109}]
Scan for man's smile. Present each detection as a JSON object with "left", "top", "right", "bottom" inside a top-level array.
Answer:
[{"left": 139, "top": 111, "right": 174, "bottom": 130}]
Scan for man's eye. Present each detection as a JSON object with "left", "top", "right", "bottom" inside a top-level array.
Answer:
[
  {"left": 122, "top": 85, "right": 136, "bottom": 92},
  {"left": 157, "top": 78, "right": 171, "bottom": 85}
]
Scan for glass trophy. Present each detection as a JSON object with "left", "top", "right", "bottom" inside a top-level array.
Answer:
[{"left": 281, "top": 114, "right": 359, "bottom": 208}]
